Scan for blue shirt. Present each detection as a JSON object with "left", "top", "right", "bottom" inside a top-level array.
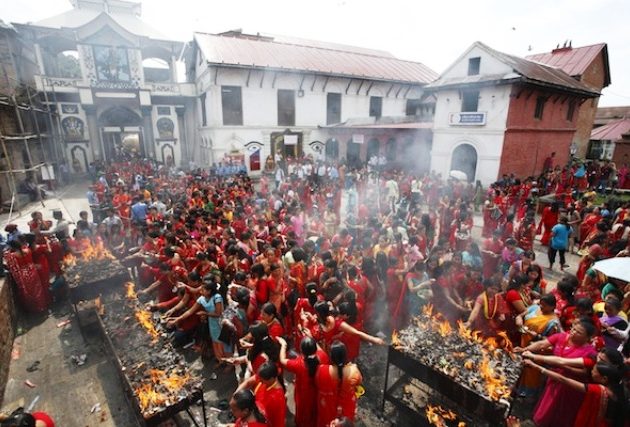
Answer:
[
  {"left": 131, "top": 202, "right": 148, "bottom": 222},
  {"left": 551, "top": 223, "right": 571, "bottom": 250}
]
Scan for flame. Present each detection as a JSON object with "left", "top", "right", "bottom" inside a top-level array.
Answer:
[
  {"left": 479, "top": 354, "right": 511, "bottom": 401},
  {"left": 135, "top": 382, "right": 166, "bottom": 413},
  {"left": 436, "top": 320, "right": 452, "bottom": 337},
  {"left": 64, "top": 240, "right": 115, "bottom": 268},
  {"left": 425, "top": 404, "right": 463, "bottom": 427},
  {"left": 162, "top": 371, "right": 191, "bottom": 392},
  {"left": 135, "top": 369, "right": 191, "bottom": 414},
  {"left": 416, "top": 313, "right": 513, "bottom": 402},
  {"left": 422, "top": 303, "right": 434, "bottom": 317},
  {"left": 135, "top": 309, "right": 159, "bottom": 341},
  {"left": 126, "top": 282, "right": 137, "bottom": 300},
  {"left": 497, "top": 331, "right": 513, "bottom": 352},
  {"left": 392, "top": 330, "right": 401, "bottom": 348},
  {"left": 95, "top": 296, "right": 105, "bottom": 315}
]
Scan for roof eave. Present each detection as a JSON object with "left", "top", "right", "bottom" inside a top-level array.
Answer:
[
  {"left": 423, "top": 77, "right": 521, "bottom": 92},
  {"left": 206, "top": 62, "right": 434, "bottom": 86},
  {"left": 520, "top": 78, "right": 600, "bottom": 98}
]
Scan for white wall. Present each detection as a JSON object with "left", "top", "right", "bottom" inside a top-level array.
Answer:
[
  {"left": 440, "top": 45, "right": 513, "bottom": 80},
  {"left": 430, "top": 47, "right": 514, "bottom": 185},
  {"left": 194, "top": 63, "right": 421, "bottom": 169}
]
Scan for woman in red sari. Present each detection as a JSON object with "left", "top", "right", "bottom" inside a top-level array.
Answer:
[
  {"left": 23, "top": 233, "right": 52, "bottom": 295},
  {"left": 302, "top": 301, "right": 384, "bottom": 354},
  {"left": 4, "top": 240, "right": 50, "bottom": 313},
  {"left": 278, "top": 336, "right": 328, "bottom": 427},
  {"left": 315, "top": 341, "right": 362, "bottom": 427},
  {"left": 229, "top": 389, "right": 268, "bottom": 427},
  {"left": 524, "top": 359, "right": 625, "bottom": 427},
  {"left": 464, "top": 279, "right": 507, "bottom": 336},
  {"left": 537, "top": 202, "right": 560, "bottom": 246},
  {"left": 515, "top": 319, "right": 597, "bottom": 427},
  {"left": 235, "top": 362, "right": 285, "bottom": 427},
  {"left": 579, "top": 207, "right": 602, "bottom": 249}
]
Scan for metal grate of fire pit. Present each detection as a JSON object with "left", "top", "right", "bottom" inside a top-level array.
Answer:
[
  {"left": 382, "top": 312, "right": 523, "bottom": 426},
  {"left": 66, "top": 258, "right": 130, "bottom": 304},
  {"left": 96, "top": 288, "right": 207, "bottom": 427}
]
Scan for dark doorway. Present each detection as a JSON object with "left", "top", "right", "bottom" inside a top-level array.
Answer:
[
  {"left": 450, "top": 143, "right": 477, "bottom": 182},
  {"left": 270, "top": 131, "right": 303, "bottom": 163},
  {"left": 366, "top": 138, "right": 380, "bottom": 161},
  {"left": 98, "top": 107, "right": 144, "bottom": 162}
]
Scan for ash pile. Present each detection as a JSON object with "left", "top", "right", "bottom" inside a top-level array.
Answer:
[
  {"left": 98, "top": 283, "right": 203, "bottom": 424},
  {"left": 387, "top": 304, "right": 523, "bottom": 425},
  {"left": 63, "top": 241, "right": 130, "bottom": 301}
]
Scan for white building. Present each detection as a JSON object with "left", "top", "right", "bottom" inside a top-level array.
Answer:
[
  {"left": 188, "top": 30, "right": 438, "bottom": 172},
  {"left": 14, "top": 0, "right": 197, "bottom": 171},
  {"left": 425, "top": 42, "right": 598, "bottom": 185}
]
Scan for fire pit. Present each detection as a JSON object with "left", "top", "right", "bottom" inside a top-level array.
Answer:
[
  {"left": 64, "top": 242, "right": 130, "bottom": 304},
  {"left": 382, "top": 305, "right": 522, "bottom": 426},
  {"left": 97, "top": 283, "right": 207, "bottom": 426}
]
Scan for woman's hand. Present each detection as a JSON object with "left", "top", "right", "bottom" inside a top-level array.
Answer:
[
  {"left": 523, "top": 359, "right": 537, "bottom": 369},
  {"left": 513, "top": 346, "right": 525, "bottom": 353}
]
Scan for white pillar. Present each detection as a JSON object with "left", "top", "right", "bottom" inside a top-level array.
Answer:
[{"left": 34, "top": 43, "right": 45, "bottom": 74}]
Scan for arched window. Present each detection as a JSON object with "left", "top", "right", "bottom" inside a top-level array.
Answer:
[
  {"left": 142, "top": 57, "right": 170, "bottom": 82},
  {"left": 346, "top": 139, "right": 361, "bottom": 168},
  {"left": 55, "top": 50, "right": 81, "bottom": 78},
  {"left": 325, "top": 138, "right": 339, "bottom": 160}
]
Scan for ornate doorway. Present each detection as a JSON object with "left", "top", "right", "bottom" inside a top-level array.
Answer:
[{"left": 98, "top": 107, "right": 144, "bottom": 161}]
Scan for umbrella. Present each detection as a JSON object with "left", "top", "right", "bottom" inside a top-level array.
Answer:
[
  {"left": 592, "top": 257, "right": 630, "bottom": 282},
  {"left": 449, "top": 170, "right": 468, "bottom": 181}
]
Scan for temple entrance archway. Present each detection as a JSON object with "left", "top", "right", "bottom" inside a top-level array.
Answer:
[
  {"left": 98, "top": 107, "right": 145, "bottom": 162},
  {"left": 450, "top": 143, "right": 477, "bottom": 182}
]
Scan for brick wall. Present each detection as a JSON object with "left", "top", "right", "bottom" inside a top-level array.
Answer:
[
  {"left": 500, "top": 129, "right": 574, "bottom": 178},
  {"left": 0, "top": 278, "right": 16, "bottom": 407},
  {"left": 500, "top": 85, "right": 579, "bottom": 178},
  {"left": 573, "top": 53, "right": 608, "bottom": 157}
]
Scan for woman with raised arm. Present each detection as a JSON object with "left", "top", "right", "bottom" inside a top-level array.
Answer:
[
  {"left": 524, "top": 358, "right": 626, "bottom": 427},
  {"left": 514, "top": 319, "right": 597, "bottom": 427}
]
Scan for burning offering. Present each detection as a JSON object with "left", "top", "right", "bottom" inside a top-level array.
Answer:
[
  {"left": 393, "top": 305, "right": 521, "bottom": 403},
  {"left": 98, "top": 282, "right": 204, "bottom": 423},
  {"left": 63, "top": 241, "right": 130, "bottom": 303},
  {"left": 383, "top": 304, "right": 522, "bottom": 425}
]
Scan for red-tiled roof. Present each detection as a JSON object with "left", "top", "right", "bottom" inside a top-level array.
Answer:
[
  {"left": 526, "top": 43, "right": 610, "bottom": 87},
  {"left": 427, "top": 42, "right": 600, "bottom": 97},
  {"left": 194, "top": 32, "right": 438, "bottom": 84},
  {"left": 590, "top": 118, "right": 630, "bottom": 141}
]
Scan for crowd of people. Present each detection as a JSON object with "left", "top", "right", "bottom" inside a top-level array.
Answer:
[{"left": 1, "top": 153, "right": 630, "bottom": 427}]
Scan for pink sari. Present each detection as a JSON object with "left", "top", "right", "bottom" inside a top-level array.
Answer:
[{"left": 533, "top": 332, "right": 596, "bottom": 427}]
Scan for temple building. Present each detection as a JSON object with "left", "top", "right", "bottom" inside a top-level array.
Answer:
[
  {"left": 13, "top": 0, "right": 196, "bottom": 173},
  {"left": 188, "top": 30, "right": 437, "bottom": 173},
  {"left": 425, "top": 42, "right": 600, "bottom": 185}
]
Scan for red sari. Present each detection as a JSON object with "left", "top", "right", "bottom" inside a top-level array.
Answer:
[
  {"left": 284, "top": 351, "right": 329, "bottom": 427},
  {"left": 573, "top": 384, "right": 609, "bottom": 427},
  {"left": 315, "top": 364, "right": 362, "bottom": 427},
  {"left": 538, "top": 206, "right": 559, "bottom": 246},
  {"left": 5, "top": 249, "right": 51, "bottom": 313},
  {"left": 254, "top": 379, "right": 286, "bottom": 427}
]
